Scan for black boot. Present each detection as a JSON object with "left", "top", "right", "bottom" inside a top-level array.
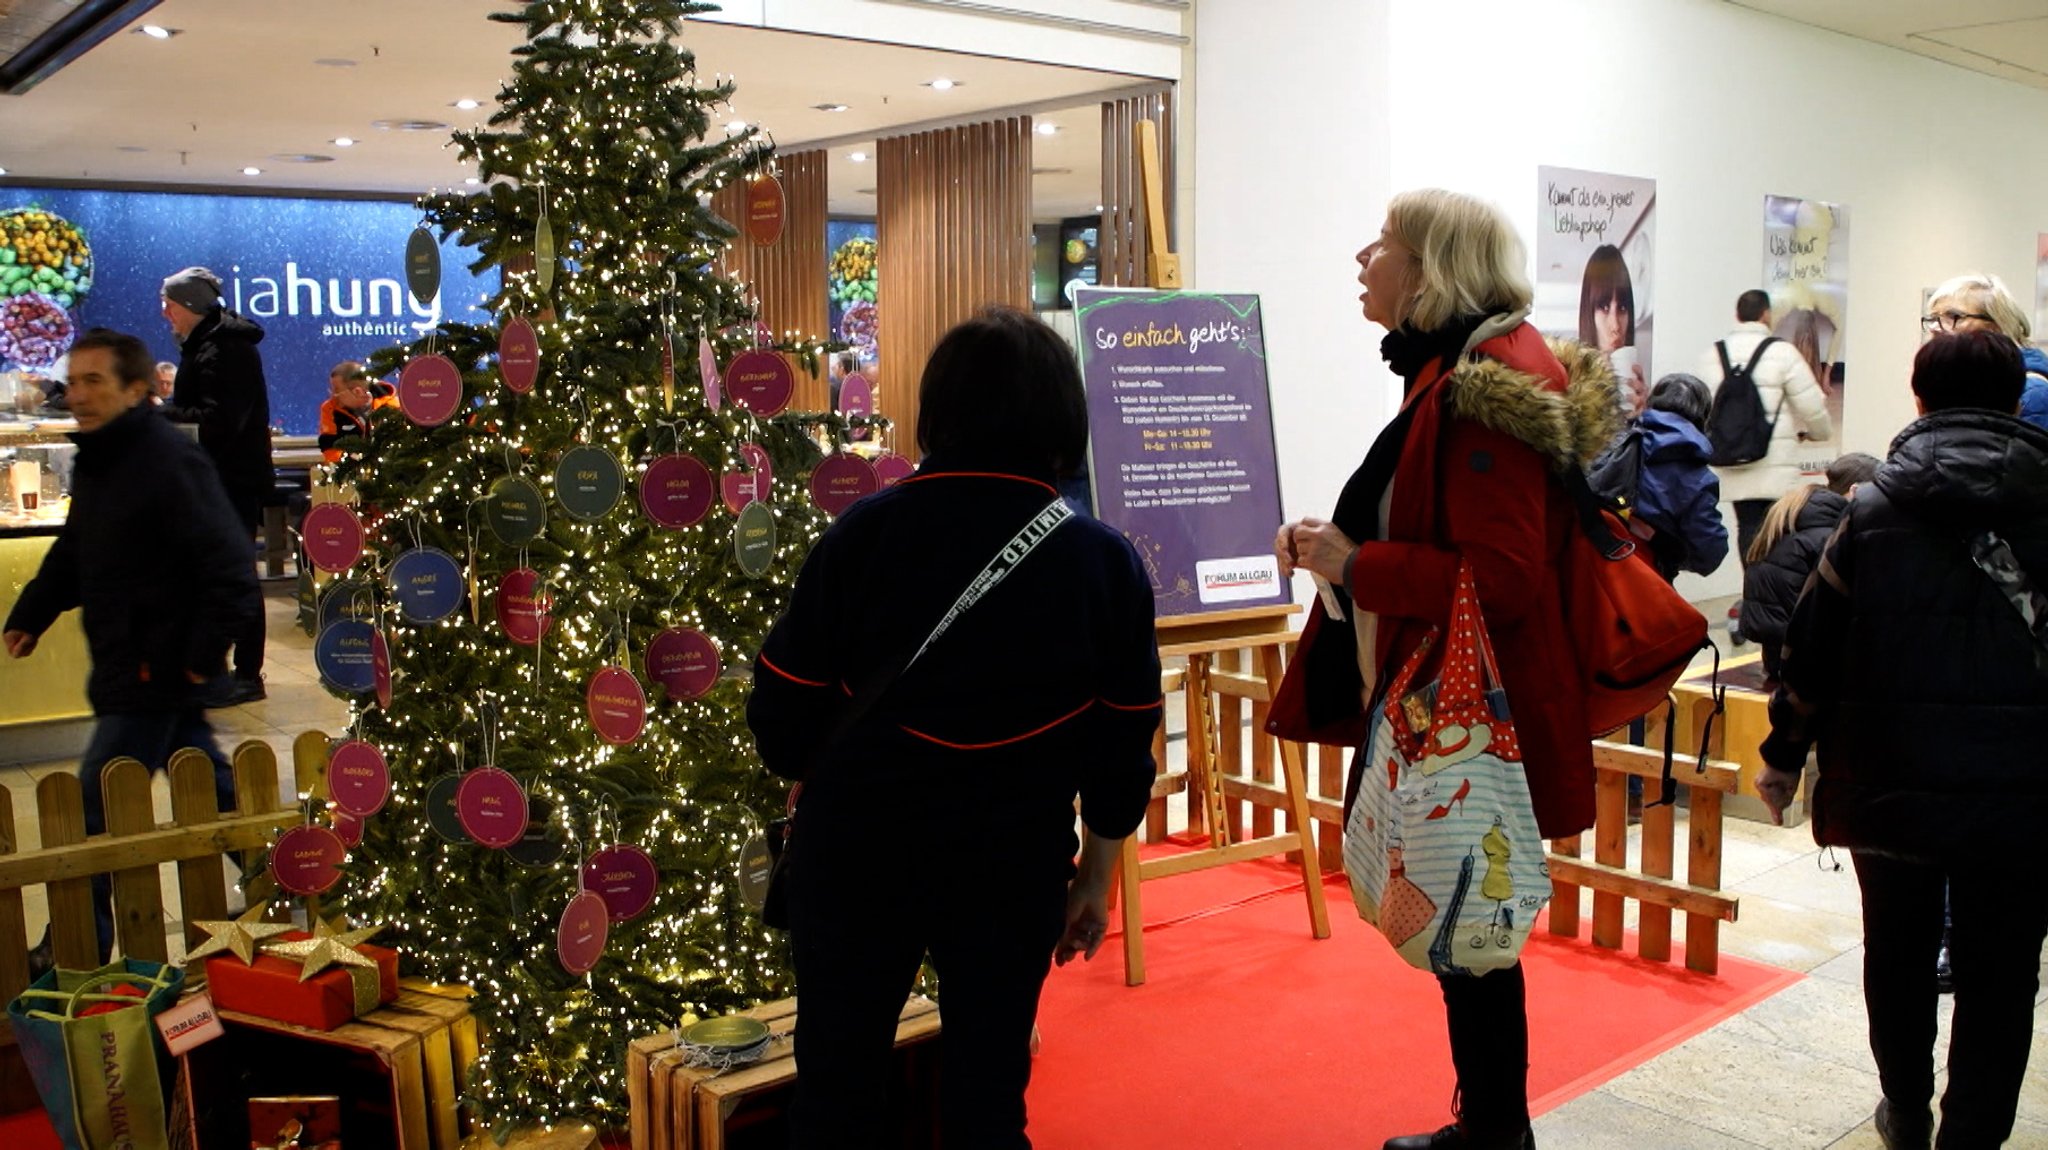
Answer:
[
  {"left": 1875, "top": 1098, "right": 1932, "bottom": 1150},
  {"left": 1384, "top": 1124, "right": 1534, "bottom": 1150}
]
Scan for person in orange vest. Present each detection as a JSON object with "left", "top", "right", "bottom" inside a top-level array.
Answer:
[{"left": 317, "top": 361, "right": 397, "bottom": 464}]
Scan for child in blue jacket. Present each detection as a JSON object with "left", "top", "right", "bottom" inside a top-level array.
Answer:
[{"left": 1595, "top": 373, "right": 1729, "bottom": 582}]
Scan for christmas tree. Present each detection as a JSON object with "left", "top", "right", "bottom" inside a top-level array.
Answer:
[{"left": 329, "top": 0, "right": 838, "bottom": 1130}]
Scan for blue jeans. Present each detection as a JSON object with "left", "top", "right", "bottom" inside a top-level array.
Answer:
[{"left": 78, "top": 709, "right": 237, "bottom": 959}]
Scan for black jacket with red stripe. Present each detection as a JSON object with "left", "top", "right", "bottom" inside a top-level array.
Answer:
[{"left": 748, "top": 459, "right": 1162, "bottom": 846}]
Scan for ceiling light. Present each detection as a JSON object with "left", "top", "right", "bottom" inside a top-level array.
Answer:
[
  {"left": 135, "top": 25, "right": 180, "bottom": 40},
  {"left": 812, "top": 103, "right": 849, "bottom": 113},
  {"left": 371, "top": 119, "right": 450, "bottom": 132},
  {"left": 1031, "top": 167, "right": 1072, "bottom": 176},
  {"left": 1034, "top": 123, "right": 1060, "bottom": 136},
  {"left": 1094, "top": 204, "right": 1105, "bottom": 212},
  {"left": 314, "top": 58, "right": 357, "bottom": 68},
  {"left": 847, "top": 151, "right": 869, "bottom": 163},
  {"left": 465, "top": 177, "right": 482, "bottom": 186},
  {"left": 924, "top": 78, "right": 958, "bottom": 91},
  {"left": 332, "top": 137, "right": 355, "bottom": 147},
  {"left": 453, "top": 98, "right": 481, "bottom": 110},
  {"left": 726, "top": 120, "right": 748, "bottom": 133},
  {"left": 271, "top": 153, "right": 334, "bottom": 164},
  {"left": 242, "top": 167, "right": 262, "bottom": 176},
  {"left": 115, "top": 145, "right": 147, "bottom": 153},
  {"left": 0, "top": 167, "right": 8, "bottom": 177}
]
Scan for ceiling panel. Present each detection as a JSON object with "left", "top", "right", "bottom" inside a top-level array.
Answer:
[{"left": 1728, "top": 0, "right": 2048, "bottom": 89}]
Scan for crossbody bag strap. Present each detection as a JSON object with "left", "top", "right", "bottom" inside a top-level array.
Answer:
[{"left": 1966, "top": 529, "right": 2048, "bottom": 671}]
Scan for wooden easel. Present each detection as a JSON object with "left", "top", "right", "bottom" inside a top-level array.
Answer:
[{"left": 1116, "top": 605, "right": 1331, "bottom": 985}]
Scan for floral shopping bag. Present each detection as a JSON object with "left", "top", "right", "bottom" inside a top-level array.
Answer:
[{"left": 1342, "top": 561, "right": 1551, "bottom": 974}]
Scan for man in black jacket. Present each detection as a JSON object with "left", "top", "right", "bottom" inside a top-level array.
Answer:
[
  {"left": 1759, "top": 329, "right": 2048, "bottom": 1149},
  {"left": 4, "top": 328, "right": 257, "bottom": 964},
  {"left": 162, "top": 266, "right": 273, "bottom": 703}
]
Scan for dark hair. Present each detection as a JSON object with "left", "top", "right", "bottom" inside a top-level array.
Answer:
[
  {"left": 1912, "top": 329, "right": 2024, "bottom": 414},
  {"left": 836, "top": 352, "right": 859, "bottom": 376},
  {"left": 1648, "top": 373, "right": 1710, "bottom": 430},
  {"left": 70, "top": 328, "right": 155, "bottom": 388},
  {"left": 330, "top": 361, "right": 369, "bottom": 382},
  {"left": 916, "top": 307, "right": 1088, "bottom": 477},
  {"left": 1825, "top": 452, "right": 1879, "bottom": 493},
  {"left": 1735, "top": 290, "right": 1772, "bottom": 323},
  {"left": 1577, "top": 245, "right": 1634, "bottom": 349}
]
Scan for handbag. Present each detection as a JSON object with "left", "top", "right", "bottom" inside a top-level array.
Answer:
[
  {"left": 760, "top": 495, "right": 1076, "bottom": 929},
  {"left": 8, "top": 959, "right": 185, "bottom": 1150},
  {"left": 1341, "top": 561, "right": 1551, "bottom": 974},
  {"left": 1967, "top": 528, "right": 2048, "bottom": 670}
]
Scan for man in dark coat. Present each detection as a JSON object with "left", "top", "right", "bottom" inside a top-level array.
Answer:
[
  {"left": 161, "top": 266, "right": 272, "bottom": 703},
  {"left": 5, "top": 328, "right": 257, "bottom": 965},
  {"left": 1759, "top": 329, "right": 2048, "bottom": 1149}
]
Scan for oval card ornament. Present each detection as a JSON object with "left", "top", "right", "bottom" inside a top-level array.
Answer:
[
  {"left": 315, "top": 619, "right": 378, "bottom": 694},
  {"left": 330, "top": 808, "right": 365, "bottom": 850},
  {"left": 558, "top": 890, "right": 609, "bottom": 975},
  {"left": 872, "top": 452, "right": 915, "bottom": 489},
  {"left": 426, "top": 774, "right": 474, "bottom": 845},
  {"left": 809, "top": 453, "right": 878, "bottom": 516},
  {"left": 372, "top": 628, "right": 393, "bottom": 710},
  {"left": 328, "top": 740, "right": 391, "bottom": 817},
  {"left": 457, "top": 767, "right": 528, "bottom": 849},
  {"left": 555, "top": 446, "right": 624, "bottom": 522},
  {"left": 838, "top": 372, "right": 873, "bottom": 418},
  {"left": 699, "top": 337, "right": 722, "bottom": 411},
  {"left": 734, "top": 501, "right": 776, "bottom": 578},
  {"left": 586, "top": 666, "right": 648, "bottom": 745},
  {"left": 301, "top": 502, "right": 365, "bottom": 574},
  {"left": 746, "top": 175, "right": 787, "bottom": 246},
  {"left": 646, "top": 627, "right": 720, "bottom": 702},
  {"left": 640, "top": 454, "right": 714, "bottom": 529},
  {"left": 271, "top": 824, "right": 347, "bottom": 896},
  {"left": 405, "top": 226, "right": 442, "bottom": 308},
  {"left": 399, "top": 354, "right": 464, "bottom": 427},
  {"left": 389, "top": 548, "right": 463, "bottom": 624},
  {"left": 725, "top": 350, "right": 794, "bottom": 417},
  {"left": 582, "top": 845, "right": 659, "bottom": 922},
  {"left": 486, "top": 475, "right": 547, "bottom": 545},
  {"left": 499, "top": 316, "right": 540, "bottom": 394},
  {"left": 508, "top": 796, "right": 566, "bottom": 869},
  {"left": 496, "top": 568, "right": 552, "bottom": 646},
  {"left": 738, "top": 835, "right": 774, "bottom": 911}
]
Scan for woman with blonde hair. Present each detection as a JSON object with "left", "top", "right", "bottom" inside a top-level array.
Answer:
[
  {"left": 1924, "top": 271, "right": 2048, "bottom": 428},
  {"left": 1272, "top": 188, "right": 1619, "bottom": 1150},
  {"left": 1739, "top": 452, "right": 1879, "bottom": 681}
]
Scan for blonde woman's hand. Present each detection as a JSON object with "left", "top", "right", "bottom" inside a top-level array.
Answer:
[{"left": 1287, "top": 518, "right": 1359, "bottom": 585}]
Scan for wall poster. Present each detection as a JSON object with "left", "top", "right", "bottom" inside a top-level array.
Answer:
[
  {"left": 1535, "top": 165, "right": 1657, "bottom": 414},
  {"left": 1074, "top": 287, "right": 1287, "bottom": 618},
  {"left": 1763, "top": 194, "right": 1849, "bottom": 472}
]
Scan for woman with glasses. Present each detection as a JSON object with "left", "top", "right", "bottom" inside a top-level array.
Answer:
[{"left": 1924, "top": 272, "right": 2048, "bottom": 429}]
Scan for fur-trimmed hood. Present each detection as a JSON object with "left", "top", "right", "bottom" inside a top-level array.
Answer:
[{"left": 1440, "top": 332, "right": 1623, "bottom": 471}]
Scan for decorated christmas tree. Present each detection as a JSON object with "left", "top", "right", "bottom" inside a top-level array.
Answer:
[{"left": 315, "top": 0, "right": 847, "bottom": 1130}]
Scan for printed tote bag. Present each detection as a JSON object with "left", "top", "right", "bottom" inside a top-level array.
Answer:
[
  {"left": 7, "top": 959, "right": 184, "bottom": 1150},
  {"left": 1342, "top": 561, "right": 1552, "bottom": 974}
]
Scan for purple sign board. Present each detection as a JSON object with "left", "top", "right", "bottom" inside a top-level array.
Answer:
[{"left": 1073, "top": 289, "right": 1286, "bottom": 617}]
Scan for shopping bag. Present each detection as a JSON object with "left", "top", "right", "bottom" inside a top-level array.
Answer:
[
  {"left": 7, "top": 959, "right": 184, "bottom": 1150},
  {"left": 1342, "top": 562, "right": 1552, "bottom": 975}
]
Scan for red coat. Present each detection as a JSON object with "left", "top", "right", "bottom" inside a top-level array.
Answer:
[{"left": 1272, "top": 322, "right": 1621, "bottom": 839}]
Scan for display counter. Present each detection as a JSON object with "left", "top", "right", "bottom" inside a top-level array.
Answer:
[{"left": 0, "top": 520, "right": 93, "bottom": 753}]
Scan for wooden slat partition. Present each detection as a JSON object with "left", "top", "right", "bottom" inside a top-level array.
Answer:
[
  {"left": 713, "top": 149, "right": 830, "bottom": 412},
  {"left": 876, "top": 117, "right": 1034, "bottom": 457},
  {"left": 1098, "top": 90, "right": 1175, "bottom": 288}
]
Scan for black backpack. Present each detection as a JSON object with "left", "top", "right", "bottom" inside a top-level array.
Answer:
[
  {"left": 1706, "top": 337, "right": 1782, "bottom": 466},
  {"left": 1586, "top": 426, "right": 1646, "bottom": 515}
]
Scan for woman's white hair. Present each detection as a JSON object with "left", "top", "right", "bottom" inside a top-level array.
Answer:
[
  {"left": 1930, "top": 272, "right": 2031, "bottom": 342},
  {"left": 1384, "top": 188, "right": 1534, "bottom": 334}
]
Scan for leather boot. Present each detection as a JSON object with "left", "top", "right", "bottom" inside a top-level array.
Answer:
[
  {"left": 1875, "top": 1098, "right": 1932, "bottom": 1150},
  {"left": 1384, "top": 1123, "right": 1535, "bottom": 1150}
]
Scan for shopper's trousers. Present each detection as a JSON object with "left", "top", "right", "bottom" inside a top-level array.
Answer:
[
  {"left": 1853, "top": 851, "right": 2046, "bottom": 1148},
  {"left": 1438, "top": 962, "right": 1530, "bottom": 1135},
  {"left": 230, "top": 491, "right": 265, "bottom": 681},
  {"left": 787, "top": 820, "right": 1068, "bottom": 1150}
]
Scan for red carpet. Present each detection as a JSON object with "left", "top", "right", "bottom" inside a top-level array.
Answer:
[{"left": 1026, "top": 853, "right": 1800, "bottom": 1148}]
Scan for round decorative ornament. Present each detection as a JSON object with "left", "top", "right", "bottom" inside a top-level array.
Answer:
[
  {"left": 720, "top": 443, "right": 773, "bottom": 514},
  {"left": 456, "top": 767, "right": 528, "bottom": 850},
  {"left": 586, "top": 666, "right": 648, "bottom": 745},
  {"left": 271, "top": 824, "right": 347, "bottom": 896},
  {"left": 399, "top": 354, "right": 464, "bottom": 427},
  {"left": 557, "top": 890, "right": 609, "bottom": 975},
  {"left": 734, "top": 501, "right": 776, "bottom": 578},
  {"left": 838, "top": 372, "right": 873, "bottom": 419},
  {"left": 330, "top": 808, "right": 364, "bottom": 849},
  {"left": 499, "top": 316, "right": 540, "bottom": 394},
  {"left": 485, "top": 475, "right": 547, "bottom": 545},
  {"left": 745, "top": 175, "right": 787, "bottom": 246},
  {"left": 645, "top": 627, "right": 720, "bottom": 702},
  {"left": 314, "top": 619, "right": 377, "bottom": 694},
  {"left": 371, "top": 628, "right": 392, "bottom": 710},
  {"left": 699, "top": 337, "right": 722, "bottom": 411},
  {"left": 507, "top": 796, "right": 566, "bottom": 869},
  {"left": 300, "top": 503, "right": 365, "bottom": 574},
  {"left": 318, "top": 578, "right": 377, "bottom": 631},
  {"left": 404, "top": 226, "right": 442, "bottom": 308},
  {"left": 328, "top": 740, "right": 391, "bottom": 817},
  {"left": 496, "top": 568, "right": 552, "bottom": 646},
  {"left": 555, "top": 446, "right": 624, "bottom": 522},
  {"left": 809, "top": 453, "right": 878, "bottom": 517},
  {"left": 582, "top": 845, "right": 659, "bottom": 923},
  {"left": 872, "top": 452, "right": 915, "bottom": 489},
  {"left": 678, "top": 1016, "right": 772, "bottom": 1069},
  {"left": 425, "top": 774, "right": 474, "bottom": 844},
  {"left": 737, "top": 835, "right": 774, "bottom": 911},
  {"left": 389, "top": 548, "right": 463, "bottom": 624},
  {"left": 725, "top": 350, "right": 794, "bottom": 417},
  {"left": 640, "top": 453, "right": 714, "bottom": 530}
]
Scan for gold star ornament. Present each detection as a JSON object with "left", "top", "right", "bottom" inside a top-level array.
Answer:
[
  {"left": 185, "top": 903, "right": 295, "bottom": 965},
  {"left": 261, "top": 917, "right": 383, "bottom": 981}
]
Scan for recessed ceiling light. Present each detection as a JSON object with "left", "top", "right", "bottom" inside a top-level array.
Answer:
[
  {"left": 465, "top": 177, "right": 481, "bottom": 186},
  {"left": 1034, "top": 123, "right": 1060, "bottom": 136},
  {"left": 924, "top": 78, "right": 958, "bottom": 91},
  {"left": 332, "top": 137, "right": 355, "bottom": 147},
  {"left": 242, "top": 167, "right": 262, "bottom": 176},
  {"left": 271, "top": 153, "right": 335, "bottom": 164},
  {"left": 1094, "top": 203, "right": 1105, "bottom": 212},
  {"left": 848, "top": 151, "right": 869, "bottom": 163},
  {"left": 371, "top": 119, "right": 450, "bottom": 132},
  {"left": 115, "top": 145, "right": 148, "bottom": 153},
  {"left": 0, "top": 167, "right": 9, "bottom": 177},
  {"left": 135, "top": 25, "right": 180, "bottom": 40},
  {"left": 1031, "top": 167, "right": 1072, "bottom": 176},
  {"left": 726, "top": 119, "right": 748, "bottom": 133},
  {"left": 453, "top": 98, "right": 481, "bottom": 110},
  {"left": 812, "top": 103, "right": 849, "bottom": 113},
  {"left": 314, "top": 58, "right": 357, "bottom": 68}
]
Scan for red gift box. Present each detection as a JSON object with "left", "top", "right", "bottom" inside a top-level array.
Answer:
[{"left": 205, "top": 936, "right": 399, "bottom": 1031}]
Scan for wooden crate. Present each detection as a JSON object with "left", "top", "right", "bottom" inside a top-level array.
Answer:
[{"left": 627, "top": 995, "right": 940, "bottom": 1150}]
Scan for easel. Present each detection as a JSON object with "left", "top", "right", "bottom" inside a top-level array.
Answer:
[{"left": 1116, "top": 604, "right": 1331, "bottom": 985}]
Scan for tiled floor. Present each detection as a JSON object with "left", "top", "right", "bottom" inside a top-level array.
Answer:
[{"left": 5, "top": 590, "right": 2045, "bottom": 1145}]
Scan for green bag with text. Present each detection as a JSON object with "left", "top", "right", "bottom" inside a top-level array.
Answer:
[{"left": 7, "top": 959, "right": 183, "bottom": 1150}]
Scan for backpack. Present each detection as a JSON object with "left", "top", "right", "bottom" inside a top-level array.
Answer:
[
  {"left": 1586, "top": 426, "right": 1646, "bottom": 515},
  {"left": 1705, "top": 337, "right": 1783, "bottom": 466}
]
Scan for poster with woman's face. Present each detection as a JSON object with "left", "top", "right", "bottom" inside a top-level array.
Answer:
[
  {"left": 1763, "top": 194, "right": 1850, "bottom": 471},
  {"left": 1535, "top": 166, "right": 1657, "bottom": 417}
]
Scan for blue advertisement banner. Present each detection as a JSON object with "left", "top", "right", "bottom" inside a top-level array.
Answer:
[
  {"left": 0, "top": 188, "right": 498, "bottom": 433},
  {"left": 1074, "top": 288, "right": 1287, "bottom": 617}
]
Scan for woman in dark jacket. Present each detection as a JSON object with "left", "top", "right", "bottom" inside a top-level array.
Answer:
[
  {"left": 1760, "top": 330, "right": 2048, "bottom": 1148},
  {"left": 1739, "top": 452, "right": 1878, "bottom": 679},
  {"left": 1272, "top": 189, "right": 1618, "bottom": 1150},
  {"left": 747, "top": 309, "right": 1163, "bottom": 1149}
]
